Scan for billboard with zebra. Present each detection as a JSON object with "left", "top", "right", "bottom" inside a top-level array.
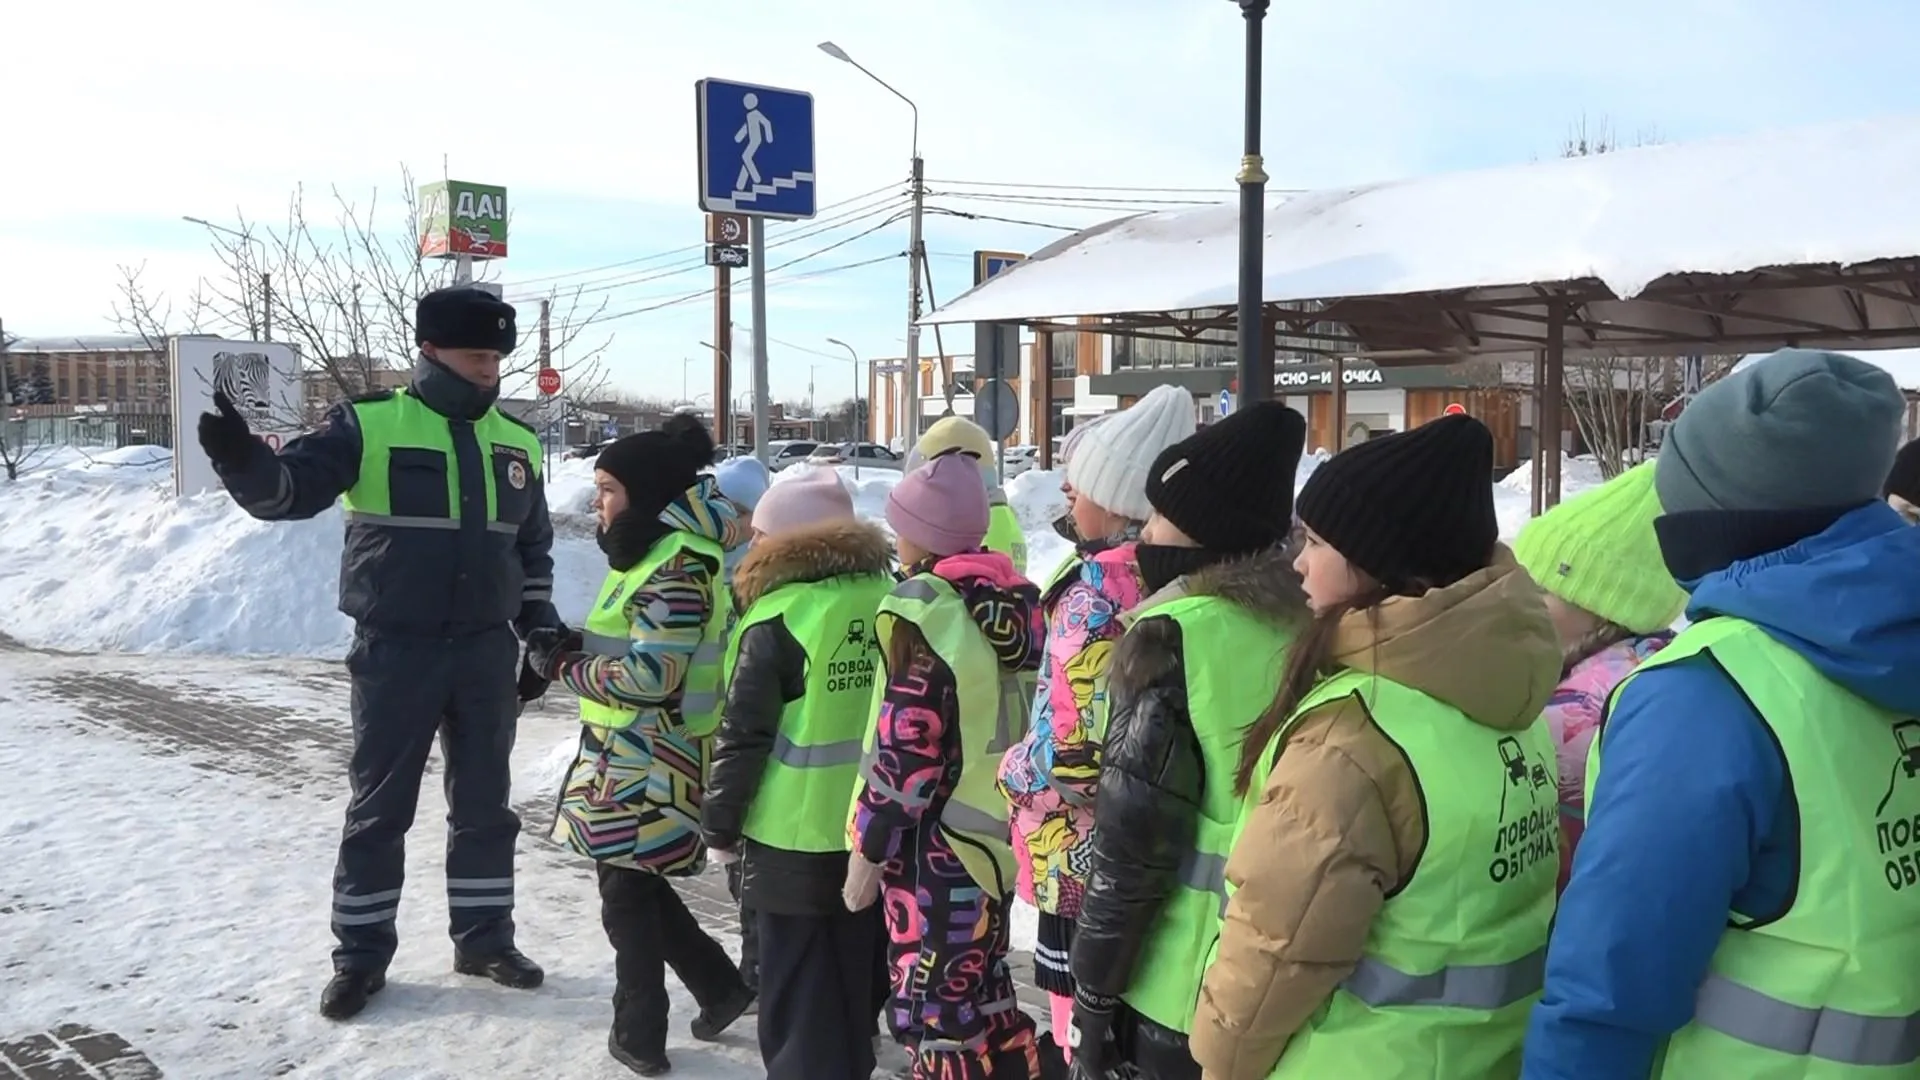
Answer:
[{"left": 169, "top": 337, "right": 304, "bottom": 497}]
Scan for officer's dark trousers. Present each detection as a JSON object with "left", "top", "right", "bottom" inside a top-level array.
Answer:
[
  {"left": 330, "top": 624, "right": 521, "bottom": 973},
  {"left": 756, "top": 907, "right": 880, "bottom": 1080},
  {"left": 599, "top": 865, "right": 745, "bottom": 1056}
]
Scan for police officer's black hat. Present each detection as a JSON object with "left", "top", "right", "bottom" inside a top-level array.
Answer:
[{"left": 415, "top": 287, "right": 517, "bottom": 354}]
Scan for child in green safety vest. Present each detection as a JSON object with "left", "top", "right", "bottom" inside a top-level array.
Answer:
[
  {"left": 1527, "top": 351, "right": 1920, "bottom": 1080},
  {"left": 1067, "top": 401, "right": 1312, "bottom": 1080},
  {"left": 995, "top": 383, "right": 1196, "bottom": 1062},
  {"left": 1192, "top": 414, "right": 1561, "bottom": 1080},
  {"left": 525, "top": 416, "right": 756, "bottom": 1077},
  {"left": 700, "top": 467, "right": 896, "bottom": 1080},
  {"left": 844, "top": 453, "right": 1049, "bottom": 1080}
]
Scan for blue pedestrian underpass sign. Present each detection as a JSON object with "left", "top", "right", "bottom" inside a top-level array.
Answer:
[
  {"left": 696, "top": 78, "right": 817, "bottom": 220},
  {"left": 1218, "top": 389, "right": 1234, "bottom": 417}
]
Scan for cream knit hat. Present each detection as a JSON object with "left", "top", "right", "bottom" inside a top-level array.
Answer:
[{"left": 1066, "top": 384, "right": 1197, "bottom": 521}]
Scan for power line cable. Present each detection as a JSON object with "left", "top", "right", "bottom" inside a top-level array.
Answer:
[{"left": 927, "top": 178, "right": 1238, "bottom": 194}]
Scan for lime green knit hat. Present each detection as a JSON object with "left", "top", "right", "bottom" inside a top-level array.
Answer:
[{"left": 1513, "top": 460, "right": 1687, "bottom": 634}]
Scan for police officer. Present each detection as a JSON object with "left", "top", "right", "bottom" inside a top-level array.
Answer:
[{"left": 198, "top": 287, "right": 559, "bottom": 1021}]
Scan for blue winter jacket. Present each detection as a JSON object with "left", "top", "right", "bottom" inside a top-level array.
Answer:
[{"left": 1523, "top": 502, "right": 1920, "bottom": 1079}]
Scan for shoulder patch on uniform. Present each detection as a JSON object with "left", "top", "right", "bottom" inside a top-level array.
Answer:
[
  {"left": 497, "top": 410, "right": 539, "bottom": 434},
  {"left": 349, "top": 389, "right": 397, "bottom": 404}
]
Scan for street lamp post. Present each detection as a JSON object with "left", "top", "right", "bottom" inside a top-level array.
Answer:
[
  {"left": 182, "top": 215, "right": 273, "bottom": 342},
  {"left": 1229, "top": 0, "right": 1271, "bottom": 403},
  {"left": 819, "top": 41, "right": 924, "bottom": 447},
  {"left": 826, "top": 336, "right": 862, "bottom": 477}
]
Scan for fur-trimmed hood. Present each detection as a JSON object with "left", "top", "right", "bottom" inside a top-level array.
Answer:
[
  {"left": 732, "top": 519, "right": 895, "bottom": 611},
  {"left": 1113, "top": 544, "right": 1310, "bottom": 693}
]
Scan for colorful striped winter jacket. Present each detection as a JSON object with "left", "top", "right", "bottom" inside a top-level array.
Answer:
[
  {"left": 995, "top": 540, "right": 1144, "bottom": 917},
  {"left": 548, "top": 477, "right": 746, "bottom": 875}
]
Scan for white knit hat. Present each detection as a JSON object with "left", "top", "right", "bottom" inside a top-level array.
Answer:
[{"left": 1066, "top": 384, "right": 1197, "bottom": 521}]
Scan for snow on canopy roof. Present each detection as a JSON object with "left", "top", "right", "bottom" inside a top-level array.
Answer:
[{"left": 924, "top": 114, "right": 1920, "bottom": 338}]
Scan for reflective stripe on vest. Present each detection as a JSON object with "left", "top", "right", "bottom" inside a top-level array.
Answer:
[
  {"left": 341, "top": 390, "right": 540, "bottom": 532},
  {"left": 1232, "top": 668, "right": 1557, "bottom": 1078},
  {"left": 728, "top": 571, "right": 894, "bottom": 853},
  {"left": 577, "top": 531, "right": 728, "bottom": 732},
  {"left": 850, "top": 573, "right": 1025, "bottom": 894},
  {"left": 1591, "top": 617, "right": 1920, "bottom": 1077},
  {"left": 1120, "top": 593, "right": 1295, "bottom": 1035}
]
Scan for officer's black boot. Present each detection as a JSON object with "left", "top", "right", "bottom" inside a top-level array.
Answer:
[
  {"left": 318, "top": 969, "right": 386, "bottom": 1021},
  {"left": 454, "top": 945, "right": 545, "bottom": 989}
]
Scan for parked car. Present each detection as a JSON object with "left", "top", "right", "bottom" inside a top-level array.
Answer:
[
  {"left": 564, "top": 441, "right": 610, "bottom": 460},
  {"left": 1000, "top": 445, "right": 1039, "bottom": 479},
  {"left": 806, "top": 442, "right": 902, "bottom": 468},
  {"left": 767, "top": 440, "right": 821, "bottom": 471}
]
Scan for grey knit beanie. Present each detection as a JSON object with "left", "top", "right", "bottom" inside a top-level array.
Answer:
[{"left": 1657, "top": 349, "right": 1905, "bottom": 514}]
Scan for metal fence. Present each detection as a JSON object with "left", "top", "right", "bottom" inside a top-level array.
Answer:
[{"left": 2, "top": 410, "right": 173, "bottom": 453}]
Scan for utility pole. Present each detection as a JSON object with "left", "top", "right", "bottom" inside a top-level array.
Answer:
[
  {"left": 905, "top": 155, "right": 926, "bottom": 446},
  {"left": 749, "top": 217, "right": 771, "bottom": 464},
  {"left": 0, "top": 316, "right": 11, "bottom": 408},
  {"left": 1235, "top": 0, "right": 1272, "bottom": 403},
  {"left": 714, "top": 267, "right": 733, "bottom": 449},
  {"left": 262, "top": 271, "right": 274, "bottom": 342}
]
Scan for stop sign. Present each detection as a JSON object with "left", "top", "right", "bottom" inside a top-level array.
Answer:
[
  {"left": 1443, "top": 402, "right": 1467, "bottom": 416},
  {"left": 536, "top": 367, "right": 561, "bottom": 395}
]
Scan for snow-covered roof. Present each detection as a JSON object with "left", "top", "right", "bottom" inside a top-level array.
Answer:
[{"left": 923, "top": 114, "right": 1920, "bottom": 360}]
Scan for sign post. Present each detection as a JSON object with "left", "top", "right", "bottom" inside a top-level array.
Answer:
[
  {"left": 537, "top": 367, "right": 561, "bottom": 396},
  {"left": 697, "top": 78, "right": 817, "bottom": 465}
]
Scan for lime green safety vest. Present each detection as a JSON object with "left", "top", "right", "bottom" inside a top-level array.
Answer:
[
  {"left": 579, "top": 532, "right": 730, "bottom": 735},
  {"left": 852, "top": 574, "right": 1029, "bottom": 895},
  {"left": 730, "top": 571, "right": 895, "bottom": 853},
  {"left": 341, "top": 389, "right": 541, "bottom": 531},
  {"left": 1589, "top": 617, "right": 1920, "bottom": 1078},
  {"left": 1219, "top": 668, "right": 1557, "bottom": 1078},
  {"left": 1120, "top": 593, "right": 1295, "bottom": 1034},
  {"left": 986, "top": 502, "right": 1027, "bottom": 576}
]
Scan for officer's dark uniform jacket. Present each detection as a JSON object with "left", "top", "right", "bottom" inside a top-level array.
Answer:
[
  {"left": 701, "top": 519, "right": 897, "bottom": 915},
  {"left": 212, "top": 357, "right": 557, "bottom": 635}
]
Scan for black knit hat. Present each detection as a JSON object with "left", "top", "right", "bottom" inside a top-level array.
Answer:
[
  {"left": 1886, "top": 438, "right": 1920, "bottom": 503},
  {"left": 415, "top": 286, "right": 517, "bottom": 354},
  {"left": 1144, "top": 401, "right": 1306, "bottom": 553},
  {"left": 594, "top": 414, "right": 716, "bottom": 520},
  {"left": 1295, "top": 414, "right": 1497, "bottom": 590}
]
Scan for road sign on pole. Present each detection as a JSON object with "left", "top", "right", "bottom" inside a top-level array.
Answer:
[
  {"left": 537, "top": 367, "right": 561, "bottom": 395},
  {"left": 977, "top": 378, "right": 1020, "bottom": 441},
  {"left": 696, "top": 79, "right": 817, "bottom": 220},
  {"left": 1443, "top": 402, "right": 1466, "bottom": 416},
  {"left": 973, "top": 250, "right": 1027, "bottom": 286},
  {"left": 1218, "top": 389, "right": 1234, "bottom": 417}
]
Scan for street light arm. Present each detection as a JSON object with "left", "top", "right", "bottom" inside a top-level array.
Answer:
[{"left": 828, "top": 55, "right": 919, "bottom": 158}]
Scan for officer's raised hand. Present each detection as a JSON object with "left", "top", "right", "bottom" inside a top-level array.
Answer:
[{"left": 197, "top": 389, "right": 260, "bottom": 470}]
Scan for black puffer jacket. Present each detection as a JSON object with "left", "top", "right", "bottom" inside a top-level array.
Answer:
[
  {"left": 700, "top": 519, "right": 896, "bottom": 915},
  {"left": 1070, "top": 546, "right": 1308, "bottom": 1071}
]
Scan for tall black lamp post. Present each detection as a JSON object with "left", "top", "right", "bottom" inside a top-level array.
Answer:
[{"left": 1234, "top": 0, "right": 1271, "bottom": 403}]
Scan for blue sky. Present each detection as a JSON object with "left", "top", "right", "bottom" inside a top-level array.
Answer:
[{"left": 8, "top": 0, "right": 1920, "bottom": 402}]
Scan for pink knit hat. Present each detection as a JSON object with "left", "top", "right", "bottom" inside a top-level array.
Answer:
[
  {"left": 887, "top": 455, "right": 990, "bottom": 556},
  {"left": 754, "top": 467, "right": 854, "bottom": 537}
]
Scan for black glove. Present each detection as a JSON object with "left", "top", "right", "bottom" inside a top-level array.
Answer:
[
  {"left": 197, "top": 390, "right": 259, "bottom": 470},
  {"left": 516, "top": 651, "right": 552, "bottom": 703},
  {"left": 1068, "top": 988, "right": 1118, "bottom": 1079},
  {"left": 525, "top": 625, "right": 583, "bottom": 680}
]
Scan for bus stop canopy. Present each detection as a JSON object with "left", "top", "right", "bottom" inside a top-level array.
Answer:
[{"left": 922, "top": 114, "right": 1920, "bottom": 362}]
